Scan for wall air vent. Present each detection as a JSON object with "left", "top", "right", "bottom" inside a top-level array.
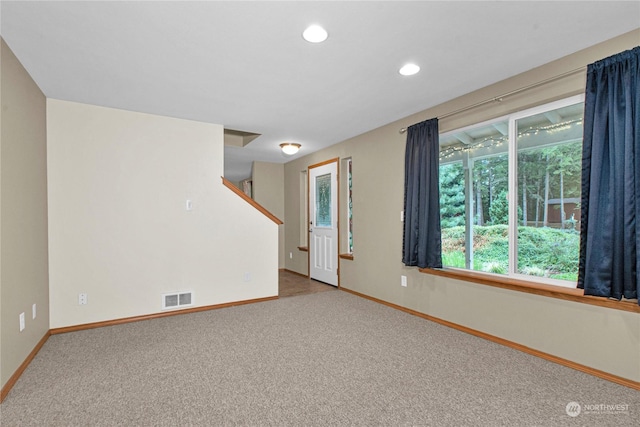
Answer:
[{"left": 162, "top": 291, "right": 194, "bottom": 310}]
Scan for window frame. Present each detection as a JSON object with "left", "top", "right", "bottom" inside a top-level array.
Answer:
[{"left": 439, "top": 94, "right": 585, "bottom": 288}]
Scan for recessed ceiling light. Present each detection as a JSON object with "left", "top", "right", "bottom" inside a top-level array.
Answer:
[
  {"left": 303, "top": 25, "right": 328, "bottom": 43},
  {"left": 399, "top": 63, "right": 420, "bottom": 76}
]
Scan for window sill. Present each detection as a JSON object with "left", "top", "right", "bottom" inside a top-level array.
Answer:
[
  {"left": 419, "top": 267, "right": 640, "bottom": 314},
  {"left": 339, "top": 253, "right": 354, "bottom": 260},
  {"left": 297, "top": 246, "right": 308, "bottom": 252}
]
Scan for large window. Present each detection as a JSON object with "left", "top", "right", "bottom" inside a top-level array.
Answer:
[{"left": 439, "top": 96, "right": 584, "bottom": 287}]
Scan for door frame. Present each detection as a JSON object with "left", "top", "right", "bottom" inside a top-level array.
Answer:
[{"left": 307, "top": 157, "right": 340, "bottom": 287}]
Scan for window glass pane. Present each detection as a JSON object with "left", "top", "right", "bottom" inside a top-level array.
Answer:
[
  {"left": 315, "top": 173, "right": 332, "bottom": 227},
  {"left": 439, "top": 162, "right": 466, "bottom": 267},
  {"left": 440, "top": 120, "right": 509, "bottom": 274},
  {"left": 473, "top": 153, "right": 509, "bottom": 275},
  {"left": 516, "top": 102, "right": 583, "bottom": 281}
]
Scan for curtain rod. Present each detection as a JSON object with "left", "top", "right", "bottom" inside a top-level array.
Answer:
[{"left": 399, "top": 65, "right": 587, "bottom": 134}]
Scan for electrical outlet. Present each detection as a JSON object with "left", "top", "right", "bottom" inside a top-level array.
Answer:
[
  {"left": 401, "top": 275, "right": 407, "bottom": 287},
  {"left": 19, "top": 312, "right": 25, "bottom": 331},
  {"left": 78, "top": 293, "right": 88, "bottom": 305},
  {"left": 186, "top": 199, "right": 193, "bottom": 211},
  {"left": 32, "top": 303, "right": 37, "bottom": 319},
  {"left": 289, "top": 252, "right": 293, "bottom": 259},
  {"left": 243, "top": 272, "right": 251, "bottom": 282}
]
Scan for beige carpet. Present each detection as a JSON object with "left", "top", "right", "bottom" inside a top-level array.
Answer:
[{"left": 2, "top": 291, "right": 638, "bottom": 426}]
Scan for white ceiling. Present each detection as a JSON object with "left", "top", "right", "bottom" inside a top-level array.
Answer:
[{"left": 2, "top": 1, "right": 639, "bottom": 182}]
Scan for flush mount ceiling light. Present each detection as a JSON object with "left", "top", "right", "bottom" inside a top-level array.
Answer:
[
  {"left": 280, "top": 143, "right": 301, "bottom": 155},
  {"left": 302, "top": 25, "right": 328, "bottom": 43},
  {"left": 399, "top": 63, "right": 420, "bottom": 76}
]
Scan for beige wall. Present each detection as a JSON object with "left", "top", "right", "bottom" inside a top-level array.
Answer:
[
  {"left": 252, "top": 161, "right": 285, "bottom": 268},
  {"left": 47, "top": 99, "right": 278, "bottom": 328},
  {"left": 283, "top": 30, "right": 640, "bottom": 382},
  {"left": 0, "top": 39, "right": 50, "bottom": 390}
]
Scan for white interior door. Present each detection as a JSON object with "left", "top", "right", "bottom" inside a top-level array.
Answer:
[{"left": 309, "top": 161, "right": 338, "bottom": 286}]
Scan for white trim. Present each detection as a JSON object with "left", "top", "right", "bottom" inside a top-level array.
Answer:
[{"left": 508, "top": 114, "right": 518, "bottom": 276}]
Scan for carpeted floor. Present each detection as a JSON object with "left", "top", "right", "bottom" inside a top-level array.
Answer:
[{"left": 1, "top": 290, "right": 638, "bottom": 426}]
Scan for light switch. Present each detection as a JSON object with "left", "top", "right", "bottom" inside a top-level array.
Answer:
[{"left": 186, "top": 200, "right": 193, "bottom": 211}]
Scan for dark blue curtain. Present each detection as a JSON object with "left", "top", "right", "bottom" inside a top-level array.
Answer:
[
  {"left": 578, "top": 46, "right": 640, "bottom": 304},
  {"left": 403, "top": 118, "right": 442, "bottom": 269}
]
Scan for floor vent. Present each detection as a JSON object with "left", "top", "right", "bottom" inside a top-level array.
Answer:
[{"left": 162, "top": 291, "right": 194, "bottom": 310}]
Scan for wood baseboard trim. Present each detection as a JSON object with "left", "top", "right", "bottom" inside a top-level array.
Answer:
[
  {"left": 50, "top": 296, "right": 279, "bottom": 335},
  {"left": 1, "top": 331, "right": 51, "bottom": 403},
  {"left": 282, "top": 268, "right": 309, "bottom": 278},
  {"left": 340, "top": 287, "right": 640, "bottom": 391}
]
